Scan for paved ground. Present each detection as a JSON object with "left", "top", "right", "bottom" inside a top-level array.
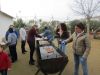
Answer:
[{"left": 8, "top": 36, "right": 100, "bottom": 75}]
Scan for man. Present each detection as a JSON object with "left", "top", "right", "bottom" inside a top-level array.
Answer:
[
  {"left": 27, "top": 25, "right": 41, "bottom": 65},
  {"left": 20, "top": 26, "right": 27, "bottom": 54}
]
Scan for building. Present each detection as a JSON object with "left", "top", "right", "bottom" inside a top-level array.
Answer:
[
  {"left": 0, "top": 10, "right": 13, "bottom": 41},
  {"left": 92, "top": 16, "right": 100, "bottom": 21}
]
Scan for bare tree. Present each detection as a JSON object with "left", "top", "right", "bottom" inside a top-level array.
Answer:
[{"left": 72, "top": 0, "right": 100, "bottom": 34}]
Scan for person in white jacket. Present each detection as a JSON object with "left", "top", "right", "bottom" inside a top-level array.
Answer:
[{"left": 20, "top": 27, "right": 27, "bottom": 54}]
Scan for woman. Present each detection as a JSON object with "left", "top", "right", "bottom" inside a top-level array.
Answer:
[
  {"left": 7, "top": 28, "right": 18, "bottom": 63},
  {"left": 58, "top": 23, "right": 69, "bottom": 53},
  {"left": 66, "top": 22, "right": 91, "bottom": 75}
]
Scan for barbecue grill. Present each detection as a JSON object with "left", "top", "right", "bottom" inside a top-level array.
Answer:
[{"left": 35, "top": 39, "right": 68, "bottom": 75}]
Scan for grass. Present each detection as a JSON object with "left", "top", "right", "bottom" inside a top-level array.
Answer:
[{"left": 7, "top": 36, "right": 100, "bottom": 75}]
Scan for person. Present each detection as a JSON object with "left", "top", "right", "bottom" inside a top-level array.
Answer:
[
  {"left": 27, "top": 25, "right": 41, "bottom": 65},
  {"left": 0, "top": 42, "right": 12, "bottom": 75},
  {"left": 55, "top": 25, "right": 60, "bottom": 47},
  {"left": 42, "top": 26, "right": 53, "bottom": 42},
  {"left": 65, "top": 22, "right": 91, "bottom": 75},
  {"left": 5, "top": 25, "right": 18, "bottom": 41},
  {"left": 7, "top": 28, "right": 18, "bottom": 63},
  {"left": 58, "top": 23, "right": 69, "bottom": 53},
  {"left": 19, "top": 26, "right": 27, "bottom": 54},
  {"left": 55, "top": 25, "right": 60, "bottom": 38}
]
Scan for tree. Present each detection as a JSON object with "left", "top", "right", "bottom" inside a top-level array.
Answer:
[
  {"left": 89, "top": 20, "right": 100, "bottom": 32},
  {"left": 72, "top": 0, "right": 100, "bottom": 34},
  {"left": 69, "top": 20, "right": 82, "bottom": 33},
  {"left": 27, "top": 20, "right": 35, "bottom": 26},
  {"left": 14, "top": 18, "right": 26, "bottom": 28}
]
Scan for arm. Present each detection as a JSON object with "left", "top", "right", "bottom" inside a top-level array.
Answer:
[
  {"left": 35, "top": 29, "right": 42, "bottom": 38},
  {"left": 7, "top": 35, "right": 11, "bottom": 45},
  {"left": 65, "top": 32, "right": 75, "bottom": 43},
  {"left": 5, "top": 31, "right": 9, "bottom": 41},
  {"left": 82, "top": 36, "right": 91, "bottom": 59}
]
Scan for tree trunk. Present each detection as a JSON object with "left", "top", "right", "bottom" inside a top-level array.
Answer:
[{"left": 86, "top": 19, "right": 90, "bottom": 35}]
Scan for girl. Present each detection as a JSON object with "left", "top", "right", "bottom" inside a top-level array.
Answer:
[
  {"left": 58, "top": 23, "right": 69, "bottom": 53},
  {"left": 0, "top": 42, "right": 11, "bottom": 75}
]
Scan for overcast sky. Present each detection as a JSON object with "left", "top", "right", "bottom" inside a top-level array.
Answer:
[{"left": 0, "top": 0, "right": 82, "bottom": 21}]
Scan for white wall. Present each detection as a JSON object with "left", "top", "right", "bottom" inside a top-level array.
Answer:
[{"left": 0, "top": 12, "right": 13, "bottom": 40}]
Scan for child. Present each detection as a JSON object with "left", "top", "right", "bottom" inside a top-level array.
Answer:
[{"left": 0, "top": 42, "right": 11, "bottom": 75}]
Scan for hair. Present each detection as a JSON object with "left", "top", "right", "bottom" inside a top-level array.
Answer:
[
  {"left": 60, "top": 23, "right": 69, "bottom": 39},
  {"left": 8, "top": 28, "right": 13, "bottom": 33},
  {"left": 60, "top": 23, "right": 68, "bottom": 32},
  {"left": 0, "top": 44, "right": 4, "bottom": 49},
  {"left": 44, "top": 26, "right": 48, "bottom": 30},
  {"left": 76, "top": 22, "right": 85, "bottom": 30}
]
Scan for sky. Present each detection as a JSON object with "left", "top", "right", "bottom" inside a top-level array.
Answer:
[{"left": 0, "top": 0, "right": 82, "bottom": 21}]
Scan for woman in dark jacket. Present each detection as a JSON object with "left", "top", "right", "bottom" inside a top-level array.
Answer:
[{"left": 58, "top": 23, "right": 69, "bottom": 54}]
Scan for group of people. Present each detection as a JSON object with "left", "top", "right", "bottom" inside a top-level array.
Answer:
[
  {"left": 56, "top": 22, "right": 91, "bottom": 75},
  {"left": 0, "top": 22, "right": 91, "bottom": 75}
]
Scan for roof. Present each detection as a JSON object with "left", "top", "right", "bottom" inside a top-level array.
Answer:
[
  {"left": 92, "top": 16, "right": 100, "bottom": 19},
  {"left": 0, "top": 10, "right": 13, "bottom": 18}
]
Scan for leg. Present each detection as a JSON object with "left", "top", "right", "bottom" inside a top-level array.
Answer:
[
  {"left": 9, "top": 45, "right": 17, "bottom": 63},
  {"left": 21, "top": 40, "right": 26, "bottom": 53},
  {"left": 28, "top": 40, "right": 35, "bottom": 65},
  {"left": 79, "top": 57, "right": 88, "bottom": 75},
  {"left": 13, "top": 45, "right": 18, "bottom": 61},
  {"left": 9, "top": 46, "right": 15, "bottom": 62},
  {"left": 1, "top": 70, "right": 7, "bottom": 75},
  {"left": 74, "top": 54, "right": 80, "bottom": 75},
  {"left": 61, "top": 44, "right": 66, "bottom": 53}
]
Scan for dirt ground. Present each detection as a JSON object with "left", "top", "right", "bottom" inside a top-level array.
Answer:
[{"left": 8, "top": 36, "right": 100, "bottom": 75}]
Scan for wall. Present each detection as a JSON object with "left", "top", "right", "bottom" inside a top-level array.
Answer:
[{"left": 0, "top": 12, "right": 13, "bottom": 41}]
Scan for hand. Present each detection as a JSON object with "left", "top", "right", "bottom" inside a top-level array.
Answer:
[
  {"left": 61, "top": 41, "right": 65, "bottom": 44},
  {"left": 8, "top": 68, "right": 11, "bottom": 71},
  {"left": 61, "top": 40, "right": 67, "bottom": 45},
  {"left": 80, "top": 57, "right": 87, "bottom": 64}
]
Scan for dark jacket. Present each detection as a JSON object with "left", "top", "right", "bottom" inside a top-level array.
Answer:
[
  {"left": 27, "top": 27, "right": 41, "bottom": 42},
  {"left": 60, "top": 31, "right": 69, "bottom": 40}
]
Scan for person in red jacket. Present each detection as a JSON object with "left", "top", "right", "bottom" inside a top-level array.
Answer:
[{"left": 0, "top": 43, "right": 12, "bottom": 75}]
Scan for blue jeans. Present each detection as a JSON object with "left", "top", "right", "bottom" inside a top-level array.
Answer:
[
  {"left": 0, "top": 70, "right": 7, "bottom": 75},
  {"left": 59, "top": 43, "right": 66, "bottom": 53},
  {"left": 74, "top": 54, "right": 88, "bottom": 75}
]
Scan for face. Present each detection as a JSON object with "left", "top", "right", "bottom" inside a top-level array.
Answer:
[{"left": 75, "top": 26, "right": 83, "bottom": 33}]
